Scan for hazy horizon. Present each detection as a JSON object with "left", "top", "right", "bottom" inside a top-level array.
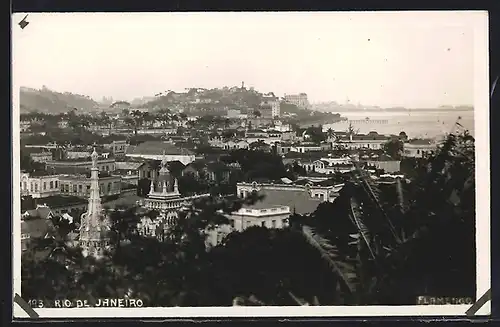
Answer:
[{"left": 13, "top": 12, "right": 483, "bottom": 108}]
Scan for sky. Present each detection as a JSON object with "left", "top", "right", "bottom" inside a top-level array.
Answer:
[{"left": 12, "top": 11, "right": 486, "bottom": 108}]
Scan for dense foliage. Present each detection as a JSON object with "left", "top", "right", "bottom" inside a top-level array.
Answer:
[{"left": 21, "top": 131, "right": 476, "bottom": 306}]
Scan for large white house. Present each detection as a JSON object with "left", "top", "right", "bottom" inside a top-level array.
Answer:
[
  {"left": 403, "top": 139, "right": 439, "bottom": 158},
  {"left": 336, "top": 132, "right": 390, "bottom": 150},
  {"left": 20, "top": 172, "right": 61, "bottom": 198}
]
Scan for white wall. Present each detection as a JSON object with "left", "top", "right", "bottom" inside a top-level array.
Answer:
[{"left": 126, "top": 153, "right": 195, "bottom": 165}]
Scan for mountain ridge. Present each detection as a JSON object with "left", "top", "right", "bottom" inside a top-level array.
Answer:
[{"left": 19, "top": 86, "right": 100, "bottom": 114}]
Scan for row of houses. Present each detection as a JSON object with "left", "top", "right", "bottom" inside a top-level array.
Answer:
[
  {"left": 294, "top": 154, "right": 401, "bottom": 174},
  {"left": 25, "top": 140, "right": 129, "bottom": 163},
  {"left": 20, "top": 171, "right": 123, "bottom": 199}
]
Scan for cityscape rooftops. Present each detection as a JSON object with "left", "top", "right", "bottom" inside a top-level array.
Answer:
[
  {"left": 127, "top": 141, "right": 194, "bottom": 156},
  {"left": 22, "top": 204, "right": 53, "bottom": 220},
  {"left": 339, "top": 133, "right": 390, "bottom": 141},
  {"left": 23, "top": 170, "right": 60, "bottom": 177},
  {"left": 362, "top": 153, "right": 396, "bottom": 161},
  {"left": 47, "top": 156, "right": 115, "bottom": 163},
  {"left": 115, "top": 161, "right": 146, "bottom": 170},
  {"left": 21, "top": 216, "right": 55, "bottom": 240}
]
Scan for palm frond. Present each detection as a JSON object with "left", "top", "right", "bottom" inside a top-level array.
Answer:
[
  {"left": 288, "top": 291, "right": 310, "bottom": 306},
  {"left": 353, "top": 161, "right": 401, "bottom": 244},
  {"left": 395, "top": 178, "right": 406, "bottom": 214},
  {"left": 348, "top": 198, "right": 376, "bottom": 261},
  {"left": 302, "top": 225, "right": 356, "bottom": 294}
]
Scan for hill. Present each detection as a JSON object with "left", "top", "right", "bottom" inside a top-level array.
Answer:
[
  {"left": 138, "top": 87, "right": 265, "bottom": 112},
  {"left": 20, "top": 86, "right": 99, "bottom": 114}
]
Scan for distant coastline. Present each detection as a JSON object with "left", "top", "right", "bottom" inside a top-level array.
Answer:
[{"left": 313, "top": 107, "right": 474, "bottom": 113}]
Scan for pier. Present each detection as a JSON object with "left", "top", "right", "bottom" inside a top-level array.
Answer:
[{"left": 330, "top": 119, "right": 389, "bottom": 125}]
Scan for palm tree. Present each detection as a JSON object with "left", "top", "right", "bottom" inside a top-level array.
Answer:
[
  {"left": 326, "top": 128, "right": 335, "bottom": 141},
  {"left": 347, "top": 121, "right": 358, "bottom": 138},
  {"left": 107, "top": 205, "right": 141, "bottom": 251},
  {"left": 156, "top": 108, "right": 171, "bottom": 126},
  {"left": 142, "top": 112, "right": 153, "bottom": 128},
  {"left": 99, "top": 110, "right": 112, "bottom": 131}
]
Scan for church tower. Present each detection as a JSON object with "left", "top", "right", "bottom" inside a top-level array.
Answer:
[{"left": 79, "top": 148, "right": 110, "bottom": 258}]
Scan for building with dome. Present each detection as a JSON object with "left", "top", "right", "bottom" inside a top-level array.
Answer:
[{"left": 138, "top": 151, "right": 210, "bottom": 238}]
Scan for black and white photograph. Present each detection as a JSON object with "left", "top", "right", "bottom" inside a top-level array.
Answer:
[{"left": 12, "top": 11, "right": 490, "bottom": 318}]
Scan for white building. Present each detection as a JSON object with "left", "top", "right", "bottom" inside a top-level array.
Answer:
[
  {"left": 58, "top": 174, "right": 122, "bottom": 198},
  {"left": 403, "top": 139, "right": 438, "bottom": 158},
  {"left": 227, "top": 109, "right": 241, "bottom": 119},
  {"left": 222, "top": 140, "right": 249, "bottom": 150},
  {"left": 284, "top": 93, "right": 309, "bottom": 109},
  {"left": 46, "top": 158, "right": 117, "bottom": 173},
  {"left": 245, "top": 136, "right": 282, "bottom": 146},
  {"left": 290, "top": 144, "right": 323, "bottom": 153},
  {"left": 58, "top": 120, "right": 69, "bottom": 129},
  {"left": 312, "top": 157, "right": 355, "bottom": 174},
  {"left": 336, "top": 133, "right": 390, "bottom": 150},
  {"left": 228, "top": 206, "right": 291, "bottom": 231},
  {"left": 29, "top": 152, "right": 53, "bottom": 163},
  {"left": 137, "top": 154, "right": 212, "bottom": 241},
  {"left": 65, "top": 150, "right": 91, "bottom": 159},
  {"left": 104, "top": 140, "right": 128, "bottom": 157},
  {"left": 272, "top": 121, "right": 293, "bottom": 132},
  {"left": 20, "top": 172, "right": 61, "bottom": 198},
  {"left": 260, "top": 93, "right": 280, "bottom": 118}
]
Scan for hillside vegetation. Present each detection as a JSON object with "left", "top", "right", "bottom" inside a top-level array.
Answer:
[{"left": 20, "top": 86, "right": 99, "bottom": 114}]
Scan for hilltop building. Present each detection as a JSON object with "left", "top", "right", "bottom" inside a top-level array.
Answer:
[
  {"left": 261, "top": 93, "right": 280, "bottom": 118},
  {"left": 284, "top": 93, "right": 309, "bottom": 109},
  {"left": 78, "top": 148, "right": 111, "bottom": 258}
]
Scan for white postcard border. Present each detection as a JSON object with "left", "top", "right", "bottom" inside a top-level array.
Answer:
[{"left": 12, "top": 11, "right": 490, "bottom": 318}]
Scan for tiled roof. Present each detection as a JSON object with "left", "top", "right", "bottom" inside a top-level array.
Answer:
[
  {"left": 185, "top": 159, "right": 209, "bottom": 170},
  {"left": 206, "top": 161, "right": 230, "bottom": 171},
  {"left": 23, "top": 206, "right": 53, "bottom": 220},
  {"left": 247, "top": 129, "right": 266, "bottom": 133},
  {"left": 249, "top": 141, "right": 270, "bottom": 147},
  {"left": 127, "top": 141, "right": 194, "bottom": 155},
  {"left": 341, "top": 134, "right": 389, "bottom": 141},
  {"left": 244, "top": 189, "right": 322, "bottom": 215},
  {"left": 167, "top": 161, "right": 186, "bottom": 174},
  {"left": 283, "top": 151, "right": 325, "bottom": 159},
  {"left": 115, "top": 161, "right": 145, "bottom": 170},
  {"left": 373, "top": 154, "right": 395, "bottom": 161},
  {"left": 21, "top": 217, "right": 54, "bottom": 238}
]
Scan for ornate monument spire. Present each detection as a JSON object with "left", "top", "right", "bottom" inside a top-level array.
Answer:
[
  {"left": 79, "top": 148, "right": 110, "bottom": 258},
  {"left": 173, "top": 178, "right": 179, "bottom": 194},
  {"left": 159, "top": 150, "right": 170, "bottom": 175},
  {"left": 149, "top": 178, "right": 155, "bottom": 194}
]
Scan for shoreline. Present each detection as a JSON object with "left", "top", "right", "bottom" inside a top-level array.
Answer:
[{"left": 313, "top": 108, "right": 474, "bottom": 113}]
